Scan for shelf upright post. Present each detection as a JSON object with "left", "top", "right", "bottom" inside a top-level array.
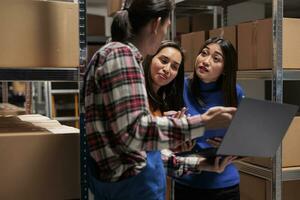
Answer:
[
  {"left": 213, "top": 6, "right": 218, "bottom": 28},
  {"left": 25, "top": 82, "right": 32, "bottom": 114},
  {"left": 78, "top": 0, "right": 88, "bottom": 199},
  {"left": 271, "top": 0, "right": 283, "bottom": 199},
  {"left": 222, "top": 5, "right": 228, "bottom": 26},
  {"left": 170, "top": 0, "right": 177, "bottom": 41},
  {"left": 1, "top": 82, "right": 8, "bottom": 103}
]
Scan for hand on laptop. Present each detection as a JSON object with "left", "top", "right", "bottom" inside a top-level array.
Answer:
[
  {"left": 197, "top": 156, "right": 237, "bottom": 173},
  {"left": 163, "top": 107, "right": 188, "bottom": 118},
  {"left": 206, "top": 137, "right": 222, "bottom": 148},
  {"left": 201, "top": 106, "right": 236, "bottom": 130}
]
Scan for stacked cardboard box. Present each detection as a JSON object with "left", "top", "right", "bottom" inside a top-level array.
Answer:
[
  {"left": 0, "top": 103, "right": 26, "bottom": 116},
  {"left": 0, "top": 0, "right": 79, "bottom": 68},
  {"left": 209, "top": 25, "right": 237, "bottom": 50},
  {"left": 240, "top": 172, "right": 300, "bottom": 200},
  {"left": 243, "top": 117, "right": 300, "bottom": 168},
  {"left": 240, "top": 117, "right": 300, "bottom": 199},
  {"left": 238, "top": 18, "right": 300, "bottom": 70},
  {"left": 107, "top": 0, "right": 123, "bottom": 17},
  {"left": 87, "top": 14, "right": 105, "bottom": 62},
  {"left": 0, "top": 114, "right": 80, "bottom": 200},
  {"left": 181, "top": 31, "right": 206, "bottom": 72}
]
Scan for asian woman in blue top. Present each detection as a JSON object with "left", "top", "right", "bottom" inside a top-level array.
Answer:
[{"left": 174, "top": 37, "right": 245, "bottom": 200}]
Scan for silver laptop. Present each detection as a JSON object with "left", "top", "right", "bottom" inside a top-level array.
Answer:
[{"left": 177, "top": 98, "right": 298, "bottom": 158}]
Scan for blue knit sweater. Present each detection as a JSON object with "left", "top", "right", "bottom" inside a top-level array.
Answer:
[{"left": 175, "top": 77, "right": 244, "bottom": 189}]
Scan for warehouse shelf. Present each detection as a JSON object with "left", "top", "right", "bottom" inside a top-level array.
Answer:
[
  {"left": 176, "top": 0, "right": 248, "bottom": 7},
  {"left": 0, "top": 68, "right": 79, "bottom": 81},
  {"left": 51, "top": 89, "right": 79, "bottom": 94},
  {"left": 54, "top": 116, "right": 79, "bottom": 121},
  {"left": 235, "top": 161, "right": 300, "bottom": 182},
  {"left": 237, "top": 69, "right": 300, "bottom": 80},
  {"left": 87, "top": 35, "right": 108, "bottom": 45},
  {"left": 0, "top": 0, "right": 82, "bottom": 198},
  {"left": 172, "top": 0, "right": 294, "bottom": 199},
  {"left": 283, "top": 167, "right": 300, "bottom": 181}
]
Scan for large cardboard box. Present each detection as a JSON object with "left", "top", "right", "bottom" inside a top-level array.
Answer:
[
  {"left": 209, "top": 26, "right": 237, "bottom": 50},
  {"left": 240, "top": 172, "right": 300, "bottom": 200},
  {"left": 0, "top": 116, "right": 80, "bottom": 199},
  {"left": 238, "top": 18, "right": 300, "bottom": 70},
  {"left": 243, "top": 117, "right": 300, "bottom": 168},
  {"left": 181, "top": 31, "right": 206, "bottom": 72},
  {"left": 0, "top": 103, "right": 26, "bottom": 116},
  {"left": 87, "top": 14, "right": 105, "bottom": 36},
  {"left": 88, "top": 45, "right": 101, "bottom": 62},
  {"left": 0, "top": 1, "right": 79, "bottom": 68},
  {"left": 176, "top": 17, "right": 190, "bottom": 34},
  {"left": 107, "top": 0, "right": 123, "bottom": 17},
  {"left": 191, "top": 14, "right": 214, "bottom": 32}
]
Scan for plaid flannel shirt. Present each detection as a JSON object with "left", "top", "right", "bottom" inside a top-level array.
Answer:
[
  {"left": 161, "top": 149, "right": 203, "bottom": 177},
  {"left": 84, "top": 42, "right": 205, "bottom": 182}
]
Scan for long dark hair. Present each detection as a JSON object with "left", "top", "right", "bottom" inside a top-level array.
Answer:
[
  {"left": 143, "top": 40, "right": 185, "bottom": 112},
  {"left": 189, "top": 37, "right": 238, "bottom": 107},
  {"left": 111, "top": 0, "right": 174, "bottom": 42}
]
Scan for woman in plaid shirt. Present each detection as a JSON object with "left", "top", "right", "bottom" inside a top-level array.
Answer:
[{"left": 84, "top": 0, "right": 236, "bottom": 199}]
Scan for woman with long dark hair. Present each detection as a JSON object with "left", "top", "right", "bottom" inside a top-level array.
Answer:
[
  {"left": 143, "top": 40, "right": 237, "bottom": 200},
  {"left": 84, "top": 0, "right": 236, "bottom": 198},
  {"left": 174, "top": 37, "right": 245, "bottom": 200}
]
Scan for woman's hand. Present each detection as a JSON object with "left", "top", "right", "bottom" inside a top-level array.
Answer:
[
  {"left": 164, "top": 107, "right": 187, "bottom": 118},
  {"left": 201, "top": 106, "right": 236, "bottom": 130},
  {"left": 197, "top": 156, "right": 237, "bottom": 173},
  {"left": 206, "top": 137, "right": 222, "bottom": 148},
  {"left": 181, "top": 140, "right": 196, "bottom": 152}
]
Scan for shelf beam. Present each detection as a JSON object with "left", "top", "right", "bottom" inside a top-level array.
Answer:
[
  {"left": 237, "top": 70, "right": 300, "bottom": 80},
  {"left": 0, "top": 68, "right": 79, "bottom": 81},
  {"left": 236, "top": 161, "right": 300, "bottom": 182}
]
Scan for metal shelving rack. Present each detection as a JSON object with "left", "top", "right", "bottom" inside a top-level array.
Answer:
[
  {"left": 78, "top": 0, "right": 89, "bottom": 200},
  {"left": 0, "top": 0, "right": 85, "bottom": 199},
  {"left": 173, "top": 0, "right": 300, "bottom": 200},
  {"left": 0, "top": 68, "right": 79, "bottom": 82}
]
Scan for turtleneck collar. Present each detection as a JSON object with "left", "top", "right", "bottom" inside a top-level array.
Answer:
[{"left": 198, "top": 80, "right": 220, "bottom": 92}]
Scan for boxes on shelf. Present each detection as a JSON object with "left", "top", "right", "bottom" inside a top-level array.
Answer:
[
  {"left": 240, "top": 172, "right": 300, "bottom": 200},
  {"left": 0, "top": 103, "right": 26, "bottom": 116},
  {"left": 107, "top": 0, "right": 123, "bottom": 17},
  {"left": 0, "top": 115, "right": 80, "bottom": 200},
  {"left": 243, "top": 117, "right": 300, "bottom": 168},
  {"left": 87, "top": 14, "right": 105, "bottom": 36},
  {"left": 88, "top": 45, "right": 101, "bottom": 62},
  {"left": 238, "top": 18, "right": 300, "bottom": 70},
  {"left": 191, "top": 14, "right": 215, "bottom": 32},
  {"left": 209, "top": 25, "right": 237, "bottom": 49},
  {"left": 176, "top": 17, "right": 190, "bottom": 34},
  {"left": 0, "top": 0, "right": 79, "bottom": 68},
  {"left": 181, "top": 31, "right": 206, "bottom": 72}
]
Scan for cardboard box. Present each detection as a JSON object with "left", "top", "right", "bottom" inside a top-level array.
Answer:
[
  {"left": 240, "top": 172, "right": 300, "bottom": 200},
  {"left": 238, "top": 18, "right": 300, "bottom": 70},
  {"left": 87, "top": 14, "right": 105, "bottom": 36},
  {"left": 0, "top": 115, "right": 80, "bottom": 199},
  {"left": 0, "top": 1, "right": 79, "bottom": 68},
  {"left": 181, "top": 31, "right": 206, "bottom": 72},
  {"left": 88, "top": 45, "right": 101, "bottom": 62},
  {"left": 0, "top": 103, "right": 26, "bottom": 116},
  {"left": 209, "top": 26, "right": 237, "bottom": 50},
  {"left": 176, "top": 17, "right": 190, "bottom": 34},
  {"left": 243, "top": 117, "right": 300, "bottom": 168},
  {"left": 107, "top": 0, "right": 123, "bottom": 17},
  {"left": 191, "top": 14, "right": 214, "bottom": 32},
  {"left": 176, "top": 14, "right": 214, "bottom": 34}
]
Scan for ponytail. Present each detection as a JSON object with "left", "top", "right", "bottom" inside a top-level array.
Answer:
[
  {"left": 111, "top": 10, "right": 132, "bottom": 42},
  {"left": 110, "top": 0, "right": 173, "bottom": 43}
]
